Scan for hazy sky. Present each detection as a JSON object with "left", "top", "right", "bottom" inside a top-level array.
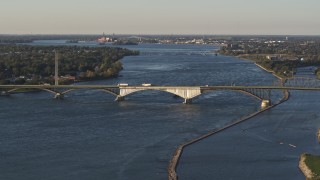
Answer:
[{"left": 1, "top": 0, "right": 319, "bottom": 35}]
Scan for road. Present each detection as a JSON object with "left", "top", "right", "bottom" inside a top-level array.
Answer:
[{"left": 1, "top": 84, "right": 320, "bottom": 91}]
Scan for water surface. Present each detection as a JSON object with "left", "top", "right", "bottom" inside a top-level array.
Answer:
[{"left": 0, "top": 43, "right": 279, "bottom": 180}]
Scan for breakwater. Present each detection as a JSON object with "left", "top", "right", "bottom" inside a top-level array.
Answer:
[{"left": 168, "top": 90, "right": 290, "bottom": 180}]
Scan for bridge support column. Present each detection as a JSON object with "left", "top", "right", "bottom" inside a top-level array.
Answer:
[
  {"left": 1, "top": 91, "right": 9, "bottom": 96},
  {"left": 115, "top": 95, "right": 125, "bottom": 102},
  {"left": 184, "top": 98, "right": 192, "bottom": 104},
  {"left": 54, "top": 93, "right": 64, "bottom": 99},
  {"left": 261, "top": 100, "right": 270, "bottom": 109}
]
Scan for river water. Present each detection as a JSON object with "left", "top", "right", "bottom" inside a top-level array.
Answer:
[{"left": 0, "top": 42, "right": 293, "bottom": 180}]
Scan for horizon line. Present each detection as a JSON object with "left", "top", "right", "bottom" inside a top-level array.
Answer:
[{"left": 1, "top": 33, "right": 320, "bottom": 37}]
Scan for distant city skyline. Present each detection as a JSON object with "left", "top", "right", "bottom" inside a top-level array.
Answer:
[{"left": 1, "top": 0, "right": 320, "bottom": 35}]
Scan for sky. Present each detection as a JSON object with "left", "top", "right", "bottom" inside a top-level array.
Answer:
[{"left": 0, "top": 0, "right": 320, "bottom": 35}]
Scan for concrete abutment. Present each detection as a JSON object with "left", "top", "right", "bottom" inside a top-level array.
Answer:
[
  {"left": 1, "top": 91, "right": 10, "bottom": 96},
  {"left": 261, "top": 99, "right": 271, "bottom": 109},
  {"left": 115, "top": 96, "right": 125, "bottom": 102},
  {"left": 54, "top": 93, "right": 64, "bottom": 99},
  {"left": 183, "top": 98, "right": 192, "bottom": 104}
]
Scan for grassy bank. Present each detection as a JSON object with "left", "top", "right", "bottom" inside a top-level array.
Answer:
[
  {"left": 224, "top": 53, "right": 320, "bottom": 79},
  {"left": 300, "top": 153, "right": 320, "bottom": 180},
  {"left": 299, "top": 130, "right": 320, "bottom": 180},
  {"left": 237, "top": 54, "right": 293, "bottom": 78}
]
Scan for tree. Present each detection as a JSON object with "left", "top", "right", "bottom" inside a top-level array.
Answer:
[
  {"left": 86, "top": 70, "right": 96, "bottom": 78},
  {"left": 0, "top": 44, "right": 138, "bottom": 83}
]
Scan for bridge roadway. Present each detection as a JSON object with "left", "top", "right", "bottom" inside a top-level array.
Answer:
[
  {"left": 3, "top": 84, "right": 320, "bottom": 90},
  {"left": 0, "top": 84, "right": 317, "bottom": 107}
]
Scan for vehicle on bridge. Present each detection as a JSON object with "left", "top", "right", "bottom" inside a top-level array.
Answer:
[
  {"left": 117, "top": 83, "right": 129, "bottom": 86},
  {"left": 142, "top": 83, "right": 152, "bottom": 86}
]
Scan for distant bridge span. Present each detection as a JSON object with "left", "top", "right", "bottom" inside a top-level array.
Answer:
[{"left": 1, "top": 84, "right": 316, "bottom": 108}]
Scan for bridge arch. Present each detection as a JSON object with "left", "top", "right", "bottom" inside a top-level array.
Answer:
[
  {"left": 118, "top": 88, "right": 202, "bottom": 102},
  {"left": 59, "top": 88, "right": 119, "bottom": 97},
  {"left": 117, "top": 87, "right": 268, "bottom": 105},
  {"left": 200, "top": 89, "right": 271, "bottom": 109},
  {"left": 118, "top": 88, "right": 179, "bottom": 98},
  {"left": 201, "top": 89, "right": 264, "bottom": 101},
  {"left": 3, "top": 87, "right": 120, "bottom": 99},
  {"left": 7, "top": 88, "right": 58, "bottom": 95},
  {"left": 236, "top": 89, "right": 264, "bottom": 101}
]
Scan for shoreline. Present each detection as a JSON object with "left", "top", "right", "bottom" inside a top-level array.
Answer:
[
  {"left": 236, "top": 55, "right": 285, "bottom": 81},
  {"left": 299, "top": 153, "right": 320, "bottom": 179},
  {"left": 299, "top": 129, "right": 320, "bottom": 179},
  {"left": 299, "top": 154, "right": 314, "bottom": 179},
  {"left": 168, "top": 56, "right": 289, "bottom": 180},
  {"left": 254, "top": 63, "right": 284, "bottom": 80},
  {"left": 224, "top": 53, "right": 288, "bottom": 80}
]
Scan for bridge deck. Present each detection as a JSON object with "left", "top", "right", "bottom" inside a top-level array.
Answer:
[{"left": 0, "top": 85, "right": 320, "bottom": 91}]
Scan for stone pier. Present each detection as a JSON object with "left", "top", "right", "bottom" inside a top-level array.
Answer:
[
  {"left": 54, "top": 93, "right": 64, "bottom": 99},
  {"left": 184, "top": 98, "right": 192, "bottom": 104},
  {"left": 1, "top": 91, "right": 9, "bottom": 96},
  {"left": 261, "top": 100, "right": 270, "bottom": 109},
  {"left": 115, "top": 96, "right": 125, "bottom": 102}
]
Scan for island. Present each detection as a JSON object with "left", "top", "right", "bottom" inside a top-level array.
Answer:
[{"left": 0, "top": 45, "right": 139, "bottom": 85}]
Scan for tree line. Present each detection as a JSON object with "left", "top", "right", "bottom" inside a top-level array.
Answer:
[
  {"left": 0, "top": 45, "right": 139, "bottom": 84},
  {"left": 218, "top": 39, "right": 320, "bottom": 78}
]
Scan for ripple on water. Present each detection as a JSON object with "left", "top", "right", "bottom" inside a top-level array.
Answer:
[{"left": 0, "top": 43, "right": 279, "bottom": 180}]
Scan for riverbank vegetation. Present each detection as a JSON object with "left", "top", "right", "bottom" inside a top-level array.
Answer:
[
  {"left": 300, "top": 153, "right": 320, "bottom": 180},
  {"left": 0, "top": 45, "right": 139, "bottom": 85},
  {"left": 218, "top": 38, "right": 320, "bottom": 78},
  {"left": 315, "top": 69, "right": 320, "bottom": 80},
  {"left": 299, "top": 130, "right": 320, "bottom": 180}
]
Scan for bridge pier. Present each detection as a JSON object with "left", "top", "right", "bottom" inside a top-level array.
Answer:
[
  {"left": 54, "top": 93, "right": 64, "bottom": 99},
  {"left": 1, "top": 91, "right": 9, "bottom": 96},
  {"left": 184, "top": 98, "right": 192, "bottom": 104},
  {"left": 115, "top": 95, "right": 125, "bottom": 102},
  {"left": 261, "top": 99, "right": 270, "bottom": 109}
]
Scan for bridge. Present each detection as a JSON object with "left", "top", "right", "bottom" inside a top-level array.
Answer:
[
  {"left": 3, "top": 52, "right": 319, "bottom": 108},
  {"left": 1, "top": 82, "right": 319, "bottom": 109}
]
